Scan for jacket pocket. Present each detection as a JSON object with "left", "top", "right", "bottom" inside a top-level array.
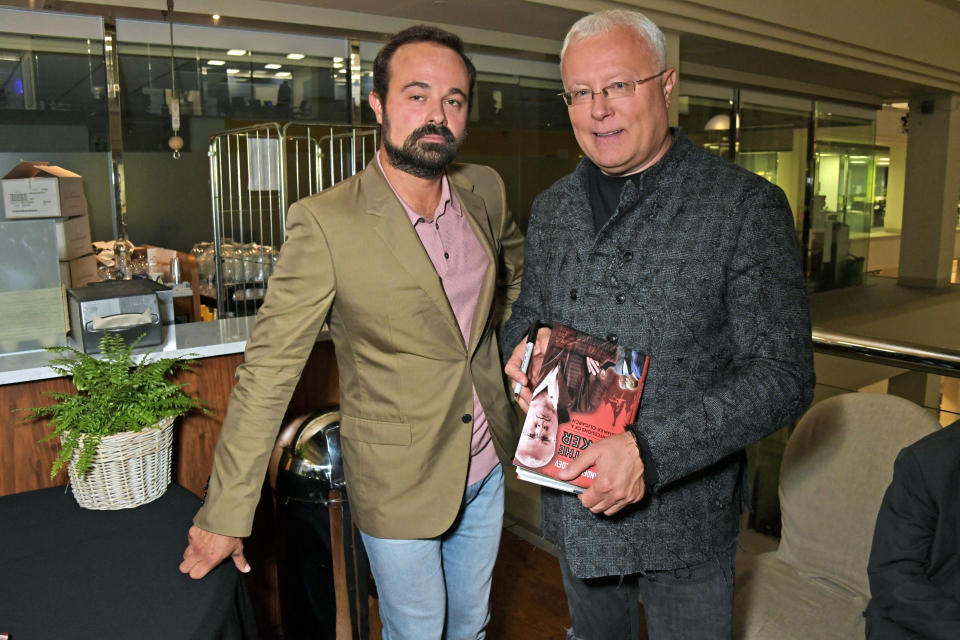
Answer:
[{"left": 340, "top": 414, "right": 411, "bottom": 446}]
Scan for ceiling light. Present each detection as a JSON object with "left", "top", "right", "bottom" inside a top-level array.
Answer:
[
  {"left": 227, "top": 68, "right": 240, "bottom": 74},
  {"left": 227, "top": 49, "right": 248, "bottom": 56},
  {"left": 286, "top": 53, "right": 304, "bottom": 60},
  {"left": 212, "top": 14, "right": 220, "bottom": 21},
  {"left": 207, "top": 60, "right": 225, "bottom": 66},
  {"left": 333, "top": 56, "right": 344, "bottom": 63},
  {"left": 265, "top": 63, "right": 282, "bottom": 70},
  {"left": 275, "top": 71, "right": 292, "bottom": 78}
]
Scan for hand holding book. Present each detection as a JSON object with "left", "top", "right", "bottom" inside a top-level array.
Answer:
[
  {"left": 557, "top": 431, "right": 647, "bottom": 515},
  {"left": 511, "top": 323, "right": 650, "bottom": 496}
]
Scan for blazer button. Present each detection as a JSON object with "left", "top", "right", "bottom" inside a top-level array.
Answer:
[
  {"left": 615, "top": 294, "right": 626, "bottom": 304},
  {"left": 461, "top": 414, "right": 472, "bottom": 423},
  {"left": 624, "top": 251, "right": 633, "bottom": 262},
  {"left": 606, "top": 333, "right": 618, "bottom": 343},
  {"left": 570, "top": 288, "right": 578, "bottom": 300}
]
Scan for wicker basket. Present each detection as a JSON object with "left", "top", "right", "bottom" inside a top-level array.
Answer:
[{"left": 64, "top": 416, "right": 175, "bottom": 510}]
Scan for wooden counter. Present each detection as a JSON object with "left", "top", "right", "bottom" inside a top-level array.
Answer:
[{"left": 0, "top": 320, "right": 340, "bottom": 636}]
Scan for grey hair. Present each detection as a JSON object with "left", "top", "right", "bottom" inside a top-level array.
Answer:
[{"left": 560, "top": 9, "right": 666, "bottom": 70}]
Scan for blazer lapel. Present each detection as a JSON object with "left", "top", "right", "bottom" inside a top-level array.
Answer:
[
  {"left": 450, "top": 173, "right": 496, "bottom": 356},
  {"left": 364, "top": 162, "right": 464, "bottom": 348}
]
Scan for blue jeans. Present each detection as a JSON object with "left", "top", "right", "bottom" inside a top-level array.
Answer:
[
  {"left": 559, "top": 541, "right": 736, "bottom": 640},
  {"left": 359, "top": 465, "right": 504, "bottom": 640}
]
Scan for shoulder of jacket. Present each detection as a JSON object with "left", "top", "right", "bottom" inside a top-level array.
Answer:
[
  {"left": 292, "top": 169, "right": 367, "bottom": 217},
  {"left": 449, "top": 162, "right": 504, "bottom": 196}
]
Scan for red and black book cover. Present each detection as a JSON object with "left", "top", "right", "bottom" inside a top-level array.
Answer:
[{"left": 513, "top": 323, "right": 649, "bottom": 493}]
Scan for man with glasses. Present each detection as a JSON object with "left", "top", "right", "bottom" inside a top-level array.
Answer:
[{"left": 504, "top": 9, "right": 814, "bottom": 639}]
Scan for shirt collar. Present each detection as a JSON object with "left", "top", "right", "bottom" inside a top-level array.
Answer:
[{"left": 376, "top": 150, "right": 462, "bottom": 226}]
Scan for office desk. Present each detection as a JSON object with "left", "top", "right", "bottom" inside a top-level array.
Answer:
[{"left": 0, "top": 484, "right": 258, "bottom": 640}]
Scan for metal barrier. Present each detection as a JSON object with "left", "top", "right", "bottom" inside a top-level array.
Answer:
[
  {"left": 812, "top": 327, "right": 960, "bottom": 378},
  {"left": 208, "top": 122, "right": 378, "bottom": 318}
]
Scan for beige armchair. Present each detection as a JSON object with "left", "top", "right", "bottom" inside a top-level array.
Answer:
[{"left": 733, "top": 393, "right": 941, "bottom": 639}]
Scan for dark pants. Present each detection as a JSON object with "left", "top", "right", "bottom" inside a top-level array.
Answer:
[{"left": 559, "top": 542, "right": 736, "bottom": 640}]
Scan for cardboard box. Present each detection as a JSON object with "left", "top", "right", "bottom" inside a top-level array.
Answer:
[
  {"left": 2, "top": 161, "right": 88, "bottom": 219},
  {"left": 0, "top": 218, "right": 67, "bottom": 352},
  {"left": 55, "top": 213, "right": 93, "bottom": 260},
  {"left": 59, "top": 254, "right": 100, "bottom": 289}
]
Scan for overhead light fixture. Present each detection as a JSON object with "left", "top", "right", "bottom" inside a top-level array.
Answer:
[
  {"left": 212, "top": 14, "right": 220, "bottom": 21},
  {"left": 227, "top": 68, "right": 240, "bottom": 74},
  {"left": 333, "top": 56, "right": 344, "bottom": 63},
  {"left": 286, "top": 53, "right": 304, "bottom": 60},
  {"left": 275, "top": 71, "right": 292, "bottom": 78},
  {"left": 207, "top": 60, "right": 225, "bottom": 66},
  {"left": 227, "top": 49, "right": 248, "bottom": 56},
  {"left": 265, "top": 63, "right": 282, "bottom": 70}
]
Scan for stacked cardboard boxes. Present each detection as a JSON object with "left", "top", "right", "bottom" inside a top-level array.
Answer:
[
  {"left": 1, "top": 161, "right": 97, "bottom": 289},
  {"left": 1, "top": 162, "right": 94, "bottom": 351}
]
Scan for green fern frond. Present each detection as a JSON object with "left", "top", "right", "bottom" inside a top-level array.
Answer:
[{"left": 21, "top": 333, "right": 207, "bottom": 478}]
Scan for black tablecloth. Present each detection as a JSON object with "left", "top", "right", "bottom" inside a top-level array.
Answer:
[{"left": 0, "top": 484, "right": 258, "bottom": 640}]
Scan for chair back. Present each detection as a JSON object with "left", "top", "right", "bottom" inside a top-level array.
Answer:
[{"left": 776, "top": 393, "right": 940, "bottom": 595}]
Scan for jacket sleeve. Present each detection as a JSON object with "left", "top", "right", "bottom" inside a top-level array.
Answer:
[
  {"left": 640, "top": 184, "right": 816, "bottom": 489},
  {"left": 489, "top": 168, "right": 525, "bottom": 332},
  {"left": 502, "top": 194, "right": 549, "bottom": 358},
  {"left": 865, "top": 449, "right": 960, "bottom": 640},
  {"left": 194, "top": 201, "right": 335, "bottom": 537}
]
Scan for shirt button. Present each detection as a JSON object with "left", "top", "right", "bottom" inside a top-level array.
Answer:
[
  {"left": 570, "top": 288, "right": 578, "bottom": 300},
  {"left": 461, "top": 414, "right": 472, "bottom": 423},
  {"left": 616, "top": 294, "right": 626, "bottom": 304},
  {"left": 435, "top": 222, "right": 439, "bottom": 230},
  {"left": 606, "top": 333, "right": 618, "bottom": 343},
  {"left": 444, "top": 252, "right": 450, "bottom": 259}
]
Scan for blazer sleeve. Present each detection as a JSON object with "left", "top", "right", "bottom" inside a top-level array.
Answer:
[
  {"left": 865, "top": 448, "right": 960, "bottom": 640},
  {"left": 194, "top": 201, "right": 335, "bottom": 537},
  {"left": 496, "top": 199, "right": 524, "bottom": 332}
]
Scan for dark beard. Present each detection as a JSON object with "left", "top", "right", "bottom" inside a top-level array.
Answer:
[{"left": 382, "top": 116, "right": 464, "bottom": 178}]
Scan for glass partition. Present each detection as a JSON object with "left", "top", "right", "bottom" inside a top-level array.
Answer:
[{"left": 0, "top": 33, "right": 107, "bottom": 153}]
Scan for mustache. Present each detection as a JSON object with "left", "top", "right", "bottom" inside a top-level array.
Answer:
[{"left": 408, "top": 123, "right": 457, "bottom": 145}]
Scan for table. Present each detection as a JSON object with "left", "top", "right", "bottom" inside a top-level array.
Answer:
[{"left": 0, "top": 484, "right": 258, "bottom": 640}]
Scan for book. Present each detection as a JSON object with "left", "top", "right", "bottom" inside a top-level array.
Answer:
[{"left": 513, "top": 323, "right": 649, "bottom": 493}]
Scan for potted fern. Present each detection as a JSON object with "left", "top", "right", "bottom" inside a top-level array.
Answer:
[{"left": 25, "top": 333, "right": 205, "bottom": 510}]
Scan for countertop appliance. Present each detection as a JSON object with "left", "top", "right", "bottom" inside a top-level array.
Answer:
[{"left": 67, "top": 279, "right": 174, "bottom": 353}]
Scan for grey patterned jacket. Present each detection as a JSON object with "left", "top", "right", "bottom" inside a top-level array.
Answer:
[{"left": 503, "top": 129, "right": 815, "bottom": 577}]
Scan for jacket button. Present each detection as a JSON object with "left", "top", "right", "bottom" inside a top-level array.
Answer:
[
  {"left": 570, "top": 288, "right": 578, "bottom": 300},
  {"left": 615, "top": 294, "right": 626, "bottom": 304},
  {"left": 461, "top": 414, "right": 472, "bottom": 423},
  {"left": 624, "top": 251, "right": 633, "bottom": 262},
  {"left": 606, "top": 333, "right": 618, "bottom": 343}
]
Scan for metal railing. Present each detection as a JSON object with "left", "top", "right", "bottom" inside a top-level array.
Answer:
[
  {"left": 207, "top": 122, "right": 378, "bottom": 318},
  {"left": 812, "top": 327, "right": 960, "bottom": 378}
]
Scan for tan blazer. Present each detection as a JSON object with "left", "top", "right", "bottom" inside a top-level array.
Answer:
[{"left": 195, "top": 160, "right": 524, "bottom": 539}]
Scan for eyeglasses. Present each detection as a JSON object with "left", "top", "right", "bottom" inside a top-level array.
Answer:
[{"left": 558, "top": 70, "right": 667, "bottom": 107}]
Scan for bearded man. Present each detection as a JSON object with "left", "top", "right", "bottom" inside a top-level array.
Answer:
[{"left": 179, "top": 25, "right": 524, "bottom": 640}]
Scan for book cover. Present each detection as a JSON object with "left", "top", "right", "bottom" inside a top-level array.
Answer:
[{"left": 513, "top": 323, "right": 649, "bottom": 493}]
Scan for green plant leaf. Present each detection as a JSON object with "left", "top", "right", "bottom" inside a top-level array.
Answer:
[{"left": 23, "top": 333, "right": 207, "bottom": 478}]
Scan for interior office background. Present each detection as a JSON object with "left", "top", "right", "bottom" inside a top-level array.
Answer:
[{"left": 1, "top": 0, "right": 959, "bottom": 532}]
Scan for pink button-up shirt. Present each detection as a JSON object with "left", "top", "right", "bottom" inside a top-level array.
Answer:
[{"left": 377, "top": 153, "right": 499, "bottom": 486}]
